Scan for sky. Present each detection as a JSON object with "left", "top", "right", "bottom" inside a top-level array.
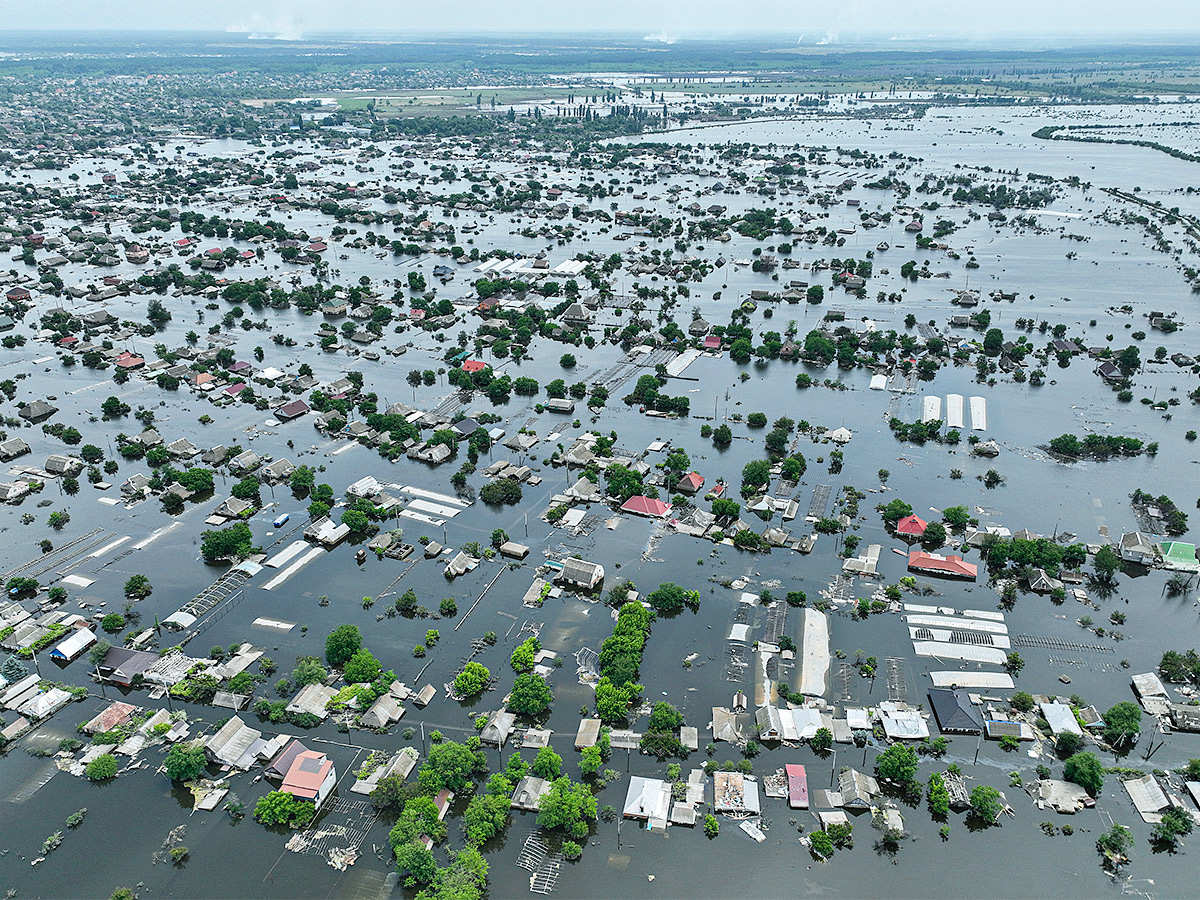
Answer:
[{"left": 9, "top": 0, "right": 1200, "bottom": 41}]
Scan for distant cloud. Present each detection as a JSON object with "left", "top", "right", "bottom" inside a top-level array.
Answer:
[{"left": 643, "top": 31, "right": 678, "bottom": 44}]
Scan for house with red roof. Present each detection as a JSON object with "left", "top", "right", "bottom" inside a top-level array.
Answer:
[
  {"left": 702, "top": 335, "right": 721, "bottom": 351},
  {"left": 620, "top": 495, "right": 672, "bottom": 518},
  {"left": 676, "top": 472, "right": 705, "bottom": 495},
  {"left": 280, "top": 750, "right": 336, "bottom": 810},
  {"left": 461, "top": 359, "right": 488, "bottom": 374},
  {"left": 896, "top": 514, "right": 928, "bottom": 538},
  {"left": 907, "top": 551, "right": 977, "bottom": 580}
]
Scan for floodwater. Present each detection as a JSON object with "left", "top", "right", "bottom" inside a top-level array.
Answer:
[{"left": 1, "top": 101, "right": 1199, "bottom": 898}]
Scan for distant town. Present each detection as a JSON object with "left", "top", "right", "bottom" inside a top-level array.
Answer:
[{"left": 0, "top": 29, "right": 1198, "bottom": 900}]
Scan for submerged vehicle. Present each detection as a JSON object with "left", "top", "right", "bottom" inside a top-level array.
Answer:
[{"left": 272, "top": 513, "right": 289, "bottom": 528}]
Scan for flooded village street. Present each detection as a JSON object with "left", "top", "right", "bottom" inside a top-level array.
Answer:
[{"left": 0, "top": 30, "right": 1198, "bottom": 900}]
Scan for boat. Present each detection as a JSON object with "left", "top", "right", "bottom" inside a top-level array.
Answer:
[
  {"left": 272, "top": 513, "right": 289, "bottom": 528},
  {"left": 355, "top": 549, "right": 367, "bottom": 564}
]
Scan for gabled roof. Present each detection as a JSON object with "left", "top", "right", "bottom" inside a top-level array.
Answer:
[
  {"left": 907, "top": 551, "right": 977, "bottom": 579},
  {"left": 620, "top": 495, "right": 671, "bottom": 518}
]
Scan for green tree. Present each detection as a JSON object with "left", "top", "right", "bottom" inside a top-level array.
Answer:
[
  {"left": 510, "top": 636, "right": 540, "bottom": 673},
  {"left": 1151, "top": 805, "right": 1194, "bottom": 849},
  {"left": 1064, "top": 752, "right": 1105, "bottom": 794},
  {"left": 536, "top": 776, "right": 597, "bottom": 839},
  {"left": 164, "top": 743, "right": 208, "bottom": 782},
  {"left": 875, "top": 743, "right": 919, "bottom": 785},
  {"left": 509, "top": 672, "right": 552, "bottom": 716},
  {"left": 123, "top": 574, "right": 153, "bottom": 599},
  {"left": 343, "top": 647, "right": 382, "bottom": 684},
  {"left": 1093, "top": 545, "right": 1121, "bottom": 582},
  {"left": 704, "top": 814, "right": 719, "bottom": 837},
  {"left": 200, "top": 522, "right": 253, "bottom": 561},
  {"left": 417, "top": 740, "right": 486, "bottom": 795},
  {"left": 810, "top": 727, "right": 833, "bottom": 753},
  {"left": 454, "top": 662, "right": 490, "bottom": 697},
  {"left": 325, "top": 624, "right": 362, "bottom": 667},
  {"left": 926, "top": 772, "right": 950, "bottom": 817},
  {"left": 1102, "top": 702, "right": 1141, "bottom": 749},
  {"left": 968, "top": 784, "right": 1002, "bottom": 822},
  {"left": 1011, "top": 691, "right": 1035, "bottom": 713},
  {"left": 531, "top": 745, "right": 562, "bottom": 780},
  {"left": 880, "top": 498, "right": 914, "bottom": 523}
]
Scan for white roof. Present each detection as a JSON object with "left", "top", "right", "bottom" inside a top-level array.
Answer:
[
  {"left": 623, "top": 776, "right": 671, "bottom": 820},
  {"left": 50, "top": 627, "right": 96, "bottom": 660},
  {"left": 1040, "top": 702, "right": 1083, "bottom": 736}
]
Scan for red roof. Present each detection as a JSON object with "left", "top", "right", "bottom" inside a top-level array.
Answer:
[
  {"left": 677, "top": 472, "right": 705, "bottom": 493},
  {"left": 907, "top": 551, "right": 977, "bottom": 579},
  {"left": 703, "top": 335, "right": 721, "bottom": 349},
  {"left": 896, "top": 514, "right": 928, "bottom": 536},
  {"left": 620, "top": 495, "right": 671, "bottom": 518},
  {"left": 461, "top": 360, "right": 487, "bottom": 373},
  {"left": 281, "top": 750, "right": 332, "bottom": 800},
  {"left": 785, "top": 764, "right": 809, "bottom": 808}
]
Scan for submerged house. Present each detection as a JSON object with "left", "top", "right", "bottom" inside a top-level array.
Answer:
[{"left": 557, "top": 557, "right": 604, "bottom": 590}]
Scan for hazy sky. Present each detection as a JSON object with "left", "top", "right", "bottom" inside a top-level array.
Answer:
[{"left": 9, "top": 0, "right": 1200, "bottom": 40}]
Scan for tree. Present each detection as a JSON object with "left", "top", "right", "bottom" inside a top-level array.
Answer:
[
  {"left": 200, "top": 522, "right": 253, "bottom": 561},
  {"left": 875, "top": 743, "right": 919, "bottom": 785},
  {"left": 1004, "top": 651, "right": 1025, "bottom": 675},
  {"left": 536, "top": 776, "right": 597, "bottom": 839},
  {"left": 1064, "top": 752, "right": 1105, "bottom": 795},
  {"left": 1151, "top": 805, "right": 1193, "bottom": 849},
  {"left": 809, "top": 829, "right": 834, "bottom": 858},
  {"left": 230, "top": 477, "right": 261, "bottom": 505},
  {"left": 711, "top": 424, "right": 732, "bottom": 447},
  {"left": 647, "top": 701, "right": 684, "bottom": 734},
  {"left": 740, "top": 459, "right": 771, "bottom": 494},
  {"left": 926, "top": 772, "right": 950, "bottom": 817},
  {"left": 416, "top": 846, "right": 488, "bottom": 900},
  {"left": 968, "top": 784, "right": 1002, "bottom": 822},
  {"left": 164, "top": 743, "right": 208, "bottom": 782},
  {"left": 370, "top": 772, "right": 420, "bottom": 811},
  {"left": 1011, "top": 691, "right": 1035, "bottom": 713},
  {"left": 1093, "top": 545, "right": 1121, "bottom": 582},
  {"left": 292, "top": 657, "right": 327, "bottom": 686},
  {"left": 454, "top": 662, "right": 490, "bottom": 697},
  {"left": 879, "top": 498, "right": 913, "bottom": 523},
  {"left": 1102, "top": 702, "right": 1142, "bottom": 749},
  {"left": 325, "top": 624, "right": 363, "bottom": 667},
  {"left": 920, "top": 521, "right": 947, "bottom": 549},
  {"left": 509, "top": 673, "right": 552, "bottom": 716},
  {"left": 1096, "top": 823, "right": 1133, "bottom": 860},
  {"left": 1055, "top": 731, "right": 1084, "bottom": 759},
  {"left": 646, "top": 582, "right": 687, "bottom": 613},
  {"left": 532, "top": 745, "right": 562, "bottom": 780},
  {"left": 510, "top": 636, "right": 540, "bottom": 673},
  {"left": 343, "top": 648, "right": 382, "bottom": 684},
  {"left": 123, "top": 574, "right": 152, "bottom": 599},
  {"left": 982, "top": 328, "right": 1004, "bottom": 356},
  {"left": 418, "top": 740, "right": 485, "bottom": 795},
  {"left": 86, "top": 753, "right": 118, "bottom": 781},
  {"left": 580, "top": 745, "right": 603, "bottom": 776},
  {"left": 942, "top": 505, "right": 971, "bottom": 530},
  {"left": 810, "top": 727, "right": 833, "bottom": 753},
  {"left": 704, "top": 814, "right": 719, "bottom": 838},
  {"left": 253, "top": 790, "right": 314, "bottom": 828},
  {"left": 711, "top": 498, "right": 740, "bottom": 520},
  {"left": 463, "top": 791, "right": 510, "bottom": 845},
  {"left": 480, "top": 480, "right": 521, "bottom": 505},
  {"left": 559, "top": 353, "right": 576, "bottom": 368}
]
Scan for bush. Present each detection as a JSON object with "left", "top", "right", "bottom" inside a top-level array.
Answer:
[
  {"left": 100, "top": 613, "right": 126, "bottom": 634},
  {"left": 704, "top": 814, "right": 720, "bottom": 838},
  {"left": 86, "top": 753, "right": 118, "bottom": 781}
]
